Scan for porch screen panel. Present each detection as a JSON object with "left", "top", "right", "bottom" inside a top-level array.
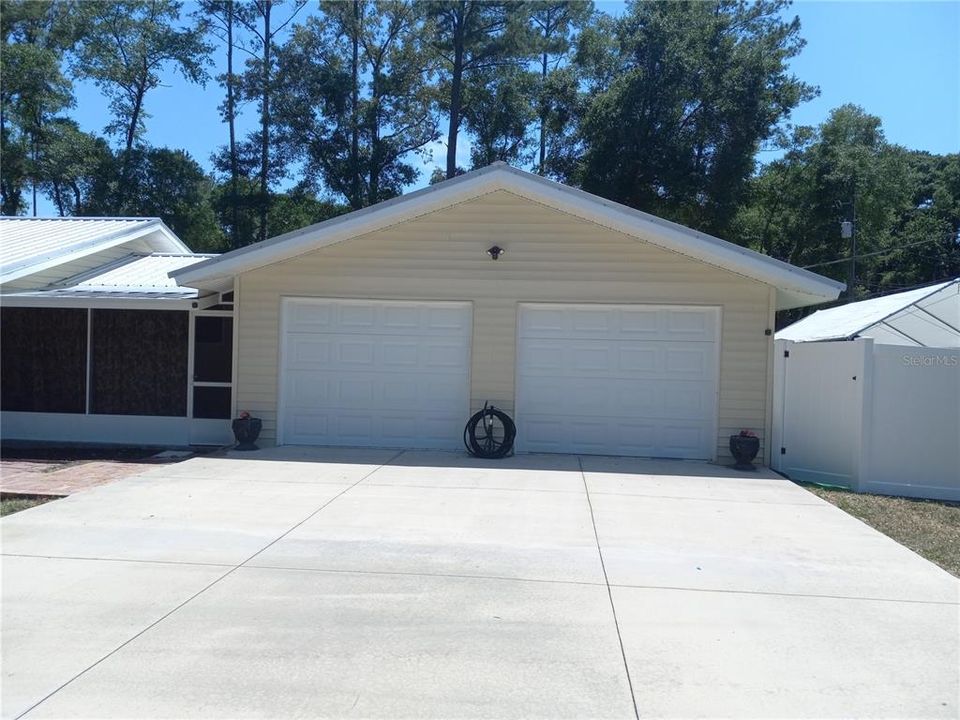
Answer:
[
  {"left": 91, "top": 309, "right": 188, "bottom": 416},
  {"left": 0, "top": 307, "right": 87, "bottom": 413}
]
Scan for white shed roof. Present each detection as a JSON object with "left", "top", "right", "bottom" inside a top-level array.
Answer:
[
  {"left": 777, "top": 279, "right": 960, "bottom": 347},
  {"left": 0, "top": 216, "right": 190, "bottom": 284},
  {"left": 171, "top": 163, "right": 844, "bottom": 310},
  {"left": 1, "top": 253, "right": 217, "bottom": 307}
]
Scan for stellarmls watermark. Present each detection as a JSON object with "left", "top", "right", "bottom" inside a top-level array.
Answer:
[{"left": 901, "top": 354, "right": 959, "bottom": 367}]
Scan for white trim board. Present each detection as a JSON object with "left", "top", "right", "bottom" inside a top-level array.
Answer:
[{"left": 0, "top": 293, "right": 220, "bottom": 310}]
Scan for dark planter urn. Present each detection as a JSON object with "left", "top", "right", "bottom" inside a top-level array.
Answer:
[
  {"left": 729, "top": 434, "right": 760, "bottom": 470},
  {"left": 232, "top": 416, "right": 262, "bottom": 451}
]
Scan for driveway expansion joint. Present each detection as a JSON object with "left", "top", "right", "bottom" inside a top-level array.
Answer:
[
  {"left": 0, "top": 552, "right": 235, "bottom": 570},
  {"left": 578, "top": 456, "right": 641, "bottom": 720},
  {"left": 589, "top": 490, "right": 828, "bottom": 507},
  {"left": 609, "top": 582, "right": 960, "bottom": 606},
  {"left": 362, "top": 481, "right": 584, "bottom": 494},
  {"left": 12, "top": 449, "right": 408, "bottom": 720},
  {"left": 241, "top": 563, "right": 609, "bottom": 587}
]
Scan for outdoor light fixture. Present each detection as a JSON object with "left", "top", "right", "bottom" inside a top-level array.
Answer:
[{"left": 487, "top": 245, "right": 505, "bottom": 260}]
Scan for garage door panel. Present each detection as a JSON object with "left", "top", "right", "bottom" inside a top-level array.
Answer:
[
  {"left": 380, "top": 415, "right": 461, "bottom": 444},
  {"left": 286, "top": 373, "right": 464, "bottom": 412},
  {"left": 285, "top": 409, "right": 465, "bottom": 448},
  {"left": 520, "top": 304, "right": 719, "bottom": 343},
  {"left": 519, "top": 339, "right": 714, "bottom": 381},
  {"left": 619, "top": 346, "right": 660, "bottom": 373},
  {"left": 286, "top": 336, "right": 332, "bottom": 368},
  {"left": 338, "top": 340, "right": 375, "bottom": 366},
  {"left": 285, "top": 299, "right": 471, "bottom": 338},
  {"left": 285, "top": 302, "right": 333, "bottom": 333},
  {"left": 520, "top": 414, "right": 714, "bottom": 458},
  {"left": 517, "top": 341, "right": 565, "bottom": 371},
  {"left": 664, "top": 309, "right": 716, "bottom": 340},
  {"left": 620, "top": 309, "right": 661, "bottom": 336},
  {"left": 286, "top": 373, "right": 330, "bottom": 405},
  {"left": 661, "top": 424, "right": 709, "bottom": 456},
  {"left": 381, "top": 341, "right": 419, "bottom": 367},
  {"left": 520, "top": 374, "right": 713, "bottom": 421},
  {"left": 287, "top": 335, "right": 469, "bottom": 374},
  {"left": 287, "top": 411, "right": 330, "bottom": 441},
  {"left": 280, "top": 299, "right": 471, "bottom": 449},
  {"left": 517, "top": 304, "right": 718, "bottom": 459}
]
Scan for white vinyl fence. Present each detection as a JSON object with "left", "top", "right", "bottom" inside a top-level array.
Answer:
[{"left": 772, "top": 338, "right": 960, "bottom": 501}]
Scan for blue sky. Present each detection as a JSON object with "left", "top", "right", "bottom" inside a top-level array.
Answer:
[{"left": 56, "top": 0, "right": 960, "bottom": 211}]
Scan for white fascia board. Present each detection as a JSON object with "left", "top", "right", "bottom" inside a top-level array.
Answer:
[
  {"left": 0, "top": 220, "right": 187, "bottom": 285},
  {"left": 0, "top": 294, "right": 207, "bottom": 310},
  {"left": 171, "top": 164, "right": 844, "bottom": 309}
]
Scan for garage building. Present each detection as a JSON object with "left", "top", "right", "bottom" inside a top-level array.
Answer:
[{"left": 172, "top": 163, "right": 842, "bottom": 464}]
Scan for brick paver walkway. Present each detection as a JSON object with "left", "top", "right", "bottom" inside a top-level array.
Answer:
[{"left": 1, "top": 456, "right": 190, "bottom": 496}]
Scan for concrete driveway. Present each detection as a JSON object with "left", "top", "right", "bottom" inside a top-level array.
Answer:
[{"left": 2, "top": 448, "right": 957, "bottom": 719}]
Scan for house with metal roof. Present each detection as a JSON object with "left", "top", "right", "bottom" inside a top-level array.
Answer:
[
  {"left": 3, "top": 165, "right": 847, "bottom": 460},
  {"left": 0, "top": 217, "right": 234, "bottom": 446}
]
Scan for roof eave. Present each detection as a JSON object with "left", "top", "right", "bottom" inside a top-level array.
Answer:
[
  {"left": 0, "top": 220, "right": 190, "bottom": 285},
  {"left": 0, "top": 293, "right": 209, "bottom": 310}
]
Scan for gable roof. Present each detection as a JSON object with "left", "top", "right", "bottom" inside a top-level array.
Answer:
[
  {"left": 777, "top": 278, "right": 960, "bottom": 347},
  {"left": 0, "top": 216, "right": 191, "bottom": 285},
  {"left": 171, "top": 162, "right": 844, "bottom": 309}
]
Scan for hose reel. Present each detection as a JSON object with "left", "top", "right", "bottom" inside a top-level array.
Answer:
[{"left": 463, "top": 403, "right": 516, "bottom": 459}]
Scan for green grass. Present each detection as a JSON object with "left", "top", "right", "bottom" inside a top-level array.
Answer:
[
  {"left": 804, "top": 485, "right": 960, "bottom": 577},
  {"left": 1, "top": 495, "right": 58, "bottom": 516}
]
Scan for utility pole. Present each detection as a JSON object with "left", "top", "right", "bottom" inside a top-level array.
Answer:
[
  {"left": 841, "top": 186, "right": 857, "bottom": 300},
  {"left": 849, "top": 186, "right": 857, "bottom": 298}
]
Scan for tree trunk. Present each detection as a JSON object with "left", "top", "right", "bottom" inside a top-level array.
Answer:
[
  {"left": 349, "top": 0, "right": 361, "bottom": 209},
  {"left": 117, "top": 81, "right": 146, "bottom": 210},
  {"left": 31, "top": 122, "right": 38, "bottom": 216},
  {"left": 445, "top": 14, "right": 464, "bottom": 180},
  {"left": 227, "top": 0, "right": 240, "bottom": 249},
  {"left": 70, "top": 180, "right": 82, "bottom": 213},
  {"left": 538, "top": 51, "right": 548, "bottom": 175},
  {"left": 52, "top": 180, "right": 65, "bottom": 216},
  {"left": 258, "top": 0, "right": 272, "bottom": 244},
  {"left": 369, "top": 66, "right": 381, "bottom": 206}
]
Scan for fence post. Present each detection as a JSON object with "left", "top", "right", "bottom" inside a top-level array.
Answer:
[
  {"left": 851, "top": 337, "right": 875, "bottom": 493},
  {"left": 771, "top": 339, "right": 790, "bottom": 473}
]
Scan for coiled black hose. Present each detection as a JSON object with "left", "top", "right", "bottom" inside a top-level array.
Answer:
[{"left": 463, "top": 404, "right": 516, "bottom": 459}]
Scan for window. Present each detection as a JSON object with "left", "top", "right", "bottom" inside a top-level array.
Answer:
[
  {"left": 192, "top": 386, "right": 232, "bottom": 419},
  {"left": 0, "top": 307, "right": 87, "bottom": 413},
  {"left": 191, "top": 315, "right": 234, "bottom": 419},
  {"left": 90, "top": 310, "right": 188, "bottom": 416},
  {"left": 193, "top": 316, "right": 232, "bottom": 383}
]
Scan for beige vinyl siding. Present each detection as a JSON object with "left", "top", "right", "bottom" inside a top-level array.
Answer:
[{"left": 237, "top": 190, "right": 774, "bottom": 461}]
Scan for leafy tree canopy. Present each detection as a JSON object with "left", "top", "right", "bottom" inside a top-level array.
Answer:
[
  {"left": 575, "top": 0, "right": 815, "bottom": 236},
  {"left": 733, "top": 105, "right": 960, "bottom": 300}
]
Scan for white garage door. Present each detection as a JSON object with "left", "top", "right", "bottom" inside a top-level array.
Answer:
[
  {"left": 516, "top": 304, "right": 720, "bottom": 459},
  {"left": 280, "top": 298, "right": 471, "bottom": 448}
]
